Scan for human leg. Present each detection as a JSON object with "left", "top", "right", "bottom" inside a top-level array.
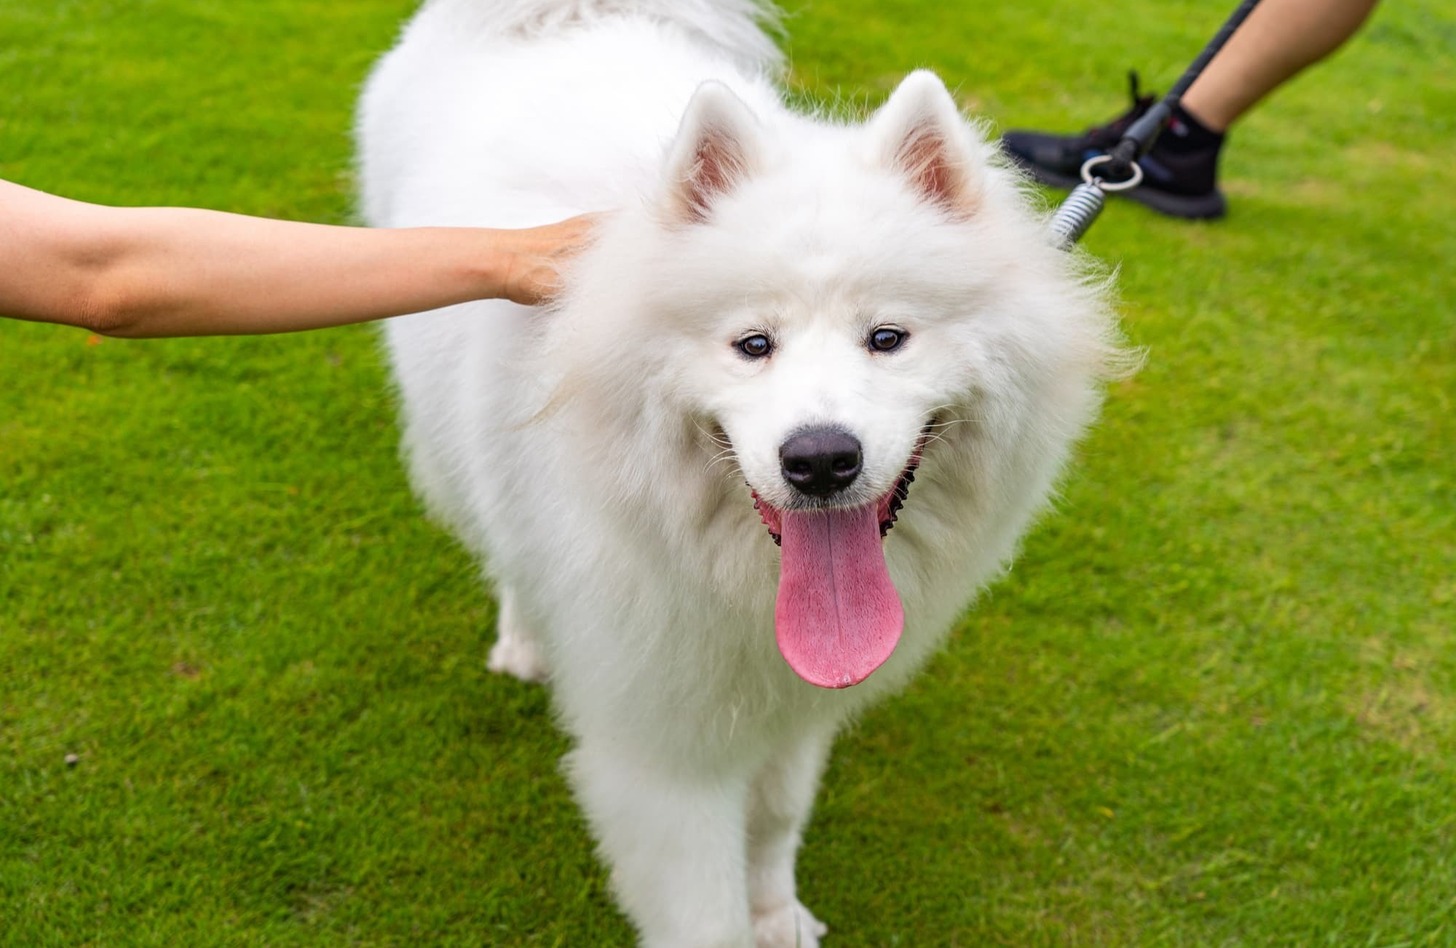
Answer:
[
  {"left": 1000, "top": 0, "right": 1381, "bottom": 218},
  {"left": 1181, "top": 0, "right": 1381, "bottom": 131}
]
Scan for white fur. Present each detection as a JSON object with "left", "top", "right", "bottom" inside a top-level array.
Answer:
[{"left": 358, "top": 2, "right": 1123, "bottom": 944}]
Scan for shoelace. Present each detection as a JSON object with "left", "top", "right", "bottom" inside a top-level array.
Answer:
[{"left": 1083, "top": 71, "right": 1159, "bottom": 149}]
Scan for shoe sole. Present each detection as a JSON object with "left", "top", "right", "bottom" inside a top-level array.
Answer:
[{"left": 1017, "top": 162, "right": 1227, "bottom": 221}]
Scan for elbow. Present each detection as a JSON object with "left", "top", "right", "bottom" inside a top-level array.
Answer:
[{"left": 75, "top": 279, "right": 148, "bottom": 338}]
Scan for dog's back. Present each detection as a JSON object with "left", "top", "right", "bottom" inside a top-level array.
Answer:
[
  {"left": 359, "top": 0, "right": 782, "bottom": 230},
  {"left": 403, "top": 0, "right": 781, "bottom": 67}
]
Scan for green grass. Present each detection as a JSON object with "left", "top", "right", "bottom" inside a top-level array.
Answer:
[{"left": 2, "top": 0, "right": 1454, "bottom": 943}]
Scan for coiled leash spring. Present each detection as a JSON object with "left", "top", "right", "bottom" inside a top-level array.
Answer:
[{"left": 1048, "top": 0, "right": 1264, "bottom": 248}]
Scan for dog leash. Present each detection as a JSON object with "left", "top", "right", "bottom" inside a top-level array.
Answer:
[{"left": 1048, "top": 0, "right": 1265, "bottom": 248}]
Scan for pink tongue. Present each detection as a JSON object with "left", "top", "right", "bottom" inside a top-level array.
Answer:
[{"left": 774, "top": 504, "right": 904, "bottom": 689}]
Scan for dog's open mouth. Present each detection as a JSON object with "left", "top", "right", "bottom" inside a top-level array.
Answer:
[{"left": 749, "top": 433, "right": 928, "bottom": 690}]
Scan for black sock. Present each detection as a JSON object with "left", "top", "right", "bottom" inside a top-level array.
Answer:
[{"left": 1160, "top": 104, "right": 1224, "bottom": 154}]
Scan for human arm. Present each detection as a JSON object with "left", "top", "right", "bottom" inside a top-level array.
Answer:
[{"left": 0, "top": 178, "right": 597, "bottom": 337}]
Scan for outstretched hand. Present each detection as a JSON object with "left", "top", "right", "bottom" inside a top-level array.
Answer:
[{"left": 492, "top": 213, "right": 602, "bottom": 306}]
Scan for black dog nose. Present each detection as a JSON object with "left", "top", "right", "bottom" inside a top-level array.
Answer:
[{"left": 780, "top": 427, "right": 863, "bottom": 497}]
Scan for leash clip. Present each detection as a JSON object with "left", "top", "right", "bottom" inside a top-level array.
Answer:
[
  {"left": 1079, "top": 154, "right": 1145, "bottom": 192},
  {"left": 1050, "top": 155, "right": 1146, "bottom": 249}
]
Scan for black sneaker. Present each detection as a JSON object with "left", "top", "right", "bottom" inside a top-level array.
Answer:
[{"left": 1000, "top": 72, "right": 1228, "bottom": 220}]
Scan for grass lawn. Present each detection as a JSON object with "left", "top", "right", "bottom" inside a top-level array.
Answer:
[{"left": 3, "top": 0, "right": 1454, "bottom": 943}]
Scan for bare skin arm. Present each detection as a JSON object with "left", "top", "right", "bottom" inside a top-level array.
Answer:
[{"left": 0, "top": 179, "right": 598, "bottom": 338}]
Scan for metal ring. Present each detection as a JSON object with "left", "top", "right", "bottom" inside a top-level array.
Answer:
[{"left": 1080, "top": 155, "right": 1144, "bottom": 192}]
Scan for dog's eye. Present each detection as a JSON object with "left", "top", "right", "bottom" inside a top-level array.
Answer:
[
  {"left": 868, "top": 327, "right": 907, "bottom": 353},
  {"left": 736, "top": 333, "right": 773, "bottom": 359}
]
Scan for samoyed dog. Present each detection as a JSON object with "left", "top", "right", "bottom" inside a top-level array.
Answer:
[{"left": 359, "top": 0, "right": 1123, "bottom": 943}]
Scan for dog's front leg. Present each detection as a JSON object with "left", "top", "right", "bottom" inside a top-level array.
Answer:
[
  {"left": 568, "top": 739, "right": 756, "bottom": 947},
  {"left": 746, "top": 729, "right": 834, "bottom": 948}
]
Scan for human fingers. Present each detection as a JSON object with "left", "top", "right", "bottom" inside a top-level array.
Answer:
[{"left": 500, "top": 212, "right": 605, "bottom": 306}]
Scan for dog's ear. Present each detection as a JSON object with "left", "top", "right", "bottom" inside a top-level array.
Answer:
[
  {"left": 663, "top": 81, "right": 764, "bottom": 224},
  {"left": 871, "top": 70, "right": 983, "bottom": 219}
]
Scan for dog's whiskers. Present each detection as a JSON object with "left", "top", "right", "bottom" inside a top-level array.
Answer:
[
  {"left": 917, "top": 407, "right": 971, "bottom": 451},
  {"left": 692, "top": 419, "right": 733, "bottom": 447},
  {"left": 704, "top": 453, "right": 739, "bottom": 476},
  {"left": 693, "top": 419, "right": 741, "bottom": 479}
]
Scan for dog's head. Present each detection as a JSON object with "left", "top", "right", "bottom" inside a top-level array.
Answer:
[{"left": 560, "top": 71, "right": 1122, "bottom": 689}]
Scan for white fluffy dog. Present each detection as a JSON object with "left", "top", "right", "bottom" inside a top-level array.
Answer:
[{"left": 359, "top": 1, "right": 1123, "bottom": 944}]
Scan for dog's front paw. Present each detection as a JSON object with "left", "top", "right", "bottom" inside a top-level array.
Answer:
[{"left": 753, "top": 900, "right": 827, "bottom": 948}]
